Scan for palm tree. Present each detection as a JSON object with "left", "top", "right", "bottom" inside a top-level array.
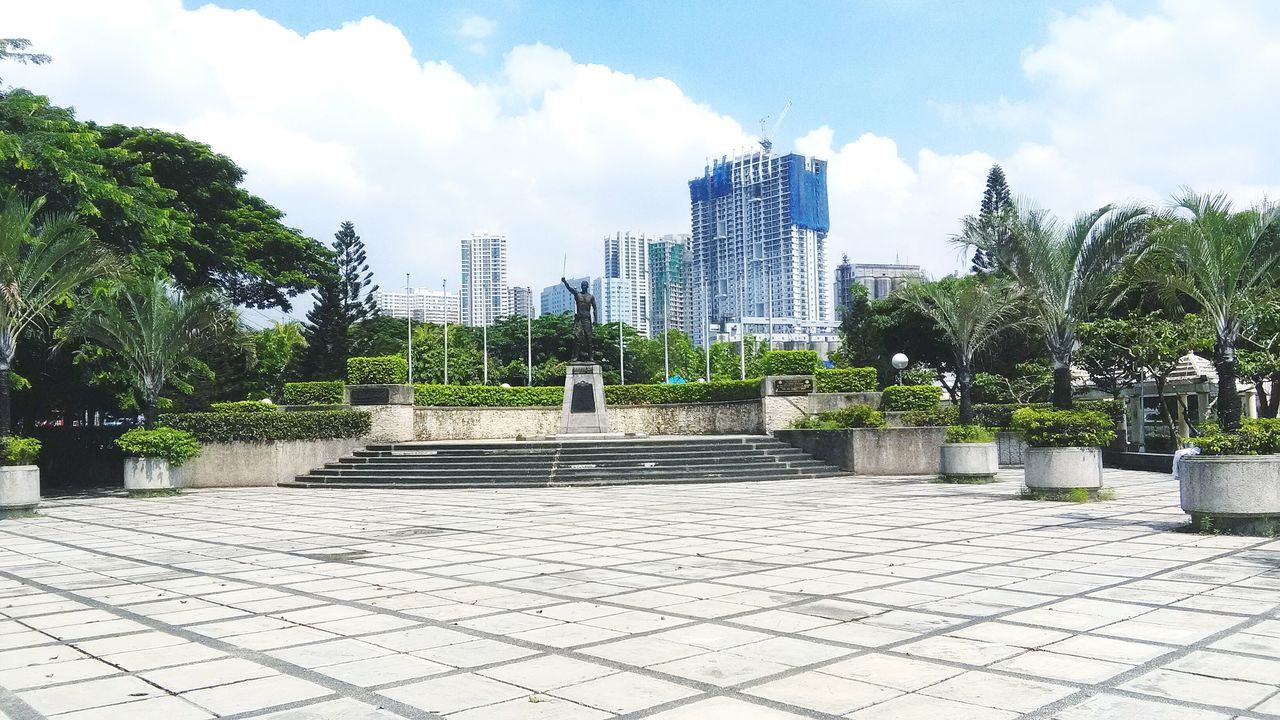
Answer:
[
  {"left": 0, "top": 193, "right": 115, "bottom": 436},
  {"left": 1143, "top": 191, "right": 1280, "bottom": 432},
  {"left": 956, "top": 200, "right": 1149, "bottom": 409},
  {"left": 898, "top": 276, "right": 1020, "bottom": 424},
  {"left": 68, "top": 275, "right": 235, "bottom": 427}
]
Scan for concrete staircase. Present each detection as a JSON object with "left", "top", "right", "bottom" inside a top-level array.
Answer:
[{"left": 282, "top": 435, "right": 846, "bottom": 489}]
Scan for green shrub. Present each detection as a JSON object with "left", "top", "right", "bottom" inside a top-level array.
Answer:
[
  {"left": 901, "top": 406, "right": 958, "bottom": 427},
  {"left": 974, "top": 402, "right": 1050, "bottom": 429},
  {"left": 283, "top": 381, "right": 345, "bottom": 406},
  {"left": 115, "top": 428, "right": 202, "bottom": 467},
  {"left": 160, "top": 410, "right": 371, "bottom": 442},
  {"left": 945, "top": 425, "right": 996, "bottom": 443},
  {"left": 811, "top": 405, "right": 887, "bottom": 429},
  {"left": 415, "top": 385, "right": 564, "bottom": 407},
  {"left": 605, "top": 380, "right": 759, "bottom": 405},
  {"left": 1011, "top": 407, "right": 1116, "bottom": 447},
  {"left": 755, "top": 350, "right": 819, "bottom": 376},
  {"left": 0, "top": 436, "right": 41, "bottom": 465},
  {"left": 789, "top": 416, "right": 839, "bottom": 429},
  {"left": 881, "top": 384, "right": 941, "bottom": 412},
  {"left": 347, "top": 356, "right": 408, "bottom": 385},
  {"left": 1195, "top": 418, "right": 1280, "bottom": 455},
  {"left": 815, "top": 367, "right": 877, "bottom": 393},
  {"left": 210, "top": 400, "right": 279, "bottom": 413},
  {"left": 1075, "top": 398, "right": 1125, "bottom": 423}
]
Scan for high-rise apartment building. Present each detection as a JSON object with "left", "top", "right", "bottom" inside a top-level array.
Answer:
[
  {"left": 833, "top": 254, "right": 855, "bottom": 314},
  {"left": 540, "top": 276, "right": 592, "bottom": 316},
  {"left": 648, "top": 234, "right": 690, "bottom": 337},
  {"left": 688, "top": 150, "right": 835, "bottom": 352},
  {"left": 460, "top": 233, "right": 508, "bottom": 326},
  {"left": 601, "top": 232, "right": 650, "bottom": 336},
  {"left": 374, "top": 288, "right": 459, "bottom": 324},
  {"left": 507, "top": 286, "right": 535, "bottom": 319},
  {"left": 854, "top": 263, "right": 923, "bottom": 300}
]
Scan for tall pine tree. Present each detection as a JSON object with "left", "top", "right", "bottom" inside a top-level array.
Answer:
[
  {"left": 971, "top": 164, "right": 1012, "bottom": 274},
  {"left": 300, "top": 221, "right": 378, "bottom": 379}
]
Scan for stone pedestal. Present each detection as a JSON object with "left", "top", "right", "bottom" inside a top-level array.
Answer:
[
  {"left": 346, "top": 384, "right": 415, "bottom": 442},
  {"left": 561, "top": 363, "right": 609, "bottom": 434},
  {"left": 124, "top": 458, "right": 182, "bottom": 490}
]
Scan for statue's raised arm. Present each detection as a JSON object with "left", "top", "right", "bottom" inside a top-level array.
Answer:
[{"left": 561, "top": 276, "right": 578, "bottom": 297}]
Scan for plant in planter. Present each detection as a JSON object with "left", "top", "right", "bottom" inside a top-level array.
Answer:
[
  {"left": 1011, "top": 407, "right": 1115, "bottom": 500},
  {"left": 789, "top": 405, "right": 887, "bottom": 430},
  {"left": 115, "top": 427, "right": 201, "bottom": 493},
  {"left": 1182, "top": 419, "right": 1280, "bottom": 535},
  {"left": 0, "top": 435, "right": 42, "bottom": 514},
  {"left": 938, "top": 425, "right": 999, "bottom": 484}
]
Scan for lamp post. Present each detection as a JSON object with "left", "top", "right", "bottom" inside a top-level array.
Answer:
[
  {"left": 405, "top": 273, "right": 413, "bottom": 385},
  {"left": 702, "top": 275, "right": 711, "bottom": 382},
  {"left": 662, "top": 267, "right": 670, "bottom": 383},
  {"left": 482, "top": 322, "right": 488, "bottom": 385},
  {"left": 618, "top": 318, "right": 625, "bottom": 385},
  {"left": 891, "top": 352, "right": 909, "bottom": 386},
  {"left": 443, "top": 278, "right": 449, "bottom": 385},
  {"left": 526, "top": 312, "right": 533, "bottom": 387}
]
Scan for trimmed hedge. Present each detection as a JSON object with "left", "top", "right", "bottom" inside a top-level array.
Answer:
[
  {"left": 790, "top": 405, "right": 887, "bottom": 430},
  {"left": 415, "top": 385, "right": 563, "bottom": 407},
  {"left": 604, "top": 380, "right": 759, "bottom": 405},
  {"left": 347, "top": 356, "right": 408, "bottom": 385},
  {"left": 755, "top": 350, "right": 819, "bottom": 376},
  {"left": 881, "top": 384, "right": 941, "bottom": 412},
  {"left": 160, "top": 410, "right": 371, "bottom": 442},
  {"left": 945, "top": 425, "right": 996, "bottom": 443},
  {"left": 1011, "top": 407, "right": 1116, "bottom": 448},
  {"left": 115, "top": 428, "right": 202, "bottom": 467},
  {"left": 283, "top": 381, "right": 344, "bottom": 406},
  {"left": 0, "top": 436, "right": 41, "bottom": 465},
  {"left": 815, "top": 367, "right": 877, "bottom": 393},
  {"left": 975, "top": 399, "right": 1124, "bottom": 429},
  {"left": 901, "top": 406, "right": 958, "bottom": 427},
  {"left": 1195, "top": 418, "right": 1280, "bottom": 455},
  {"left": 210, "top": 400, "right": 279, "bottom": 413}
]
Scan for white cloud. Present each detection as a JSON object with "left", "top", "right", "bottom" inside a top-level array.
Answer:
[
  {"left": 457, "top": 14, "right": 495, "bottom": 54},
  {"left": 2, "top": 0, "right": 1279, "bottom": 304}
]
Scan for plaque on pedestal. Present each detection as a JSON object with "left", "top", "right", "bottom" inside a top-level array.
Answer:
[{"left": 560, "top": 363, "right": 609, "bottom": 434}]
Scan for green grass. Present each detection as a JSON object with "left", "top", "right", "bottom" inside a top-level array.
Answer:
[
  {"left": 1019, "top": 486, "right": 1116, "bottom": 503},
  {"left": 1179, "top": 513, "right": 1280, "bottom": 537},
  {"left": 0, "top": 508, "right": 40, "bottom": 519},
  {"left": 127, "top": 488, "right": 183, "bottom": 499},
  {"left": 935, "top": 474, "right": 998, "bottom": 484}
]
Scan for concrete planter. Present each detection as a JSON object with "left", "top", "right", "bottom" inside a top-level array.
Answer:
[
  {"left": 123, "top": 457, "right": 182, "bottom": 491},
  {"left": 940, "top": 442, "right": 998, "bottom": 481},
  {"left": 996, "top": 431, "right": 1027, "bottom": 467},
  {"left": 773, "top": 427, "right": 945, "bottom": 475},
  {"left": 0, "top": 465, "right": 40, "bottom": 512},
  {"left": 1024, "top": 447, "right": 1103, "bottom": 489},
  {"left": 1180, "top": 455, "right": 1280, "bottom": 535}
]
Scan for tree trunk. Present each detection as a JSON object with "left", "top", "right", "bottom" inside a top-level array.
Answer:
[
  {"left": 1254, "top": 375, "right": 1270, "bottom": 418},
  {"left": 1154, "top": 376, "right": 1177, "bottom": 446},
  {"left": 1215, "top": 338, "right": 1242, "bottom": 432},
  {"left": 0, "top": 365, "right": 10, "bottom": 437},
  {"left": 1052, "top": 362, "right": 1072, "bottom": 410},
  {"left": 143, "top": 393, "right": 157, "bottom": 430},
  {"left": 1266, "top": 372, "right": 1280, "bottom": 419},
  {"left": 957, "top": 363, "right": 973, "bottom": 425}
]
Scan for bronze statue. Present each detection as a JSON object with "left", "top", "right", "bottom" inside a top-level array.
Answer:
[{"left": 561, "top": 277, "right": 597, "bottom": 361}]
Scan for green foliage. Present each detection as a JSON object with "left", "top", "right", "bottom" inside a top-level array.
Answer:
[
  {"left": 973, "top": 403, "right": 1048, "bottom": 428},
  {"left": 1011, "top": 407, "right": 1116, "bottom": 447},
  {"left": 1195, "top": 418, "right": 1280, "bottom": 455},
  {"left": 788, "top": 416, "right": 840, "bottom": 430},
  {"left": 881, "top": 385, "right": 941, "bottom": 411},
  {"left": 115, "top": 428, "right": 201, "bottom": 467},
  {"left": 209, "top": 400, "right": 278, "bottom": 413},
  {"left": 160, "top": 410, "right": 371, "bottom": 442},
  {"left": 815, "top": 367, "right": 878, "bottom": 393},
  {"left": 283, "top": 381, "right": 344, "bottom": 406},
  {"left": 245, "top": 322, "right": 305, "bottom": 399},
  {"left": 945, "top": 425, "right": 996, "bottom": 443},
  {"left": 902, "top": 407, "right": 959, "bottom": 427},
  {"left": 347, "top": 356, "right": 408, "bottom": 385},
  {"left": 300, "top": 222, "right": 378, "bottom": 379},
  {"left": 972, "top": 362, "right": 1053, "bottom": 404},
  {"left": 754, "top": 350, "right": 819, "bottom": 376},
  {"left": 415, "top": 385, "right": 563, "bottom": 407},
  {"left": 1076, "top": 398, "right": 1126, "bottom": 423},
  {"left": 901, "top": 366, "right": 938, "bottom": 386},
  {"left": 791, "top": 405, "right": 887, "bottom": 430},
  {"left": 0, "top": 436, "right": 41, "bottom": 465},
  {"left": 836, "top": 283, "right": 881, "bottom": 369},
  {"left": 605, "top": 380, "right": 759, "bottom": 405}
]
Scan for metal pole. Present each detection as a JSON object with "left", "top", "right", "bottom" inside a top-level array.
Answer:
[
  {"left": 619, "top": 319, "right": 625, "bottom": 385},
  {"left": 482, "top": 323, "right": 488, "bottom": 385},
  {"left": 405, "top": 273, "right": 413, "bottom": 385},
  {"left": 738, "top": 243, "right": 746, "bottom": 380},
  {"left": 526, "top": 312, "right": 533, "bottom": 386},
  {"left": 703, "top": 277, "right": 711, "bottom": 381},
  {"left": 442, "top": 278, "right": 449, "bottom": 385},
  {"left": 662, "top": 273, "right": 670, "bottom": 383}
]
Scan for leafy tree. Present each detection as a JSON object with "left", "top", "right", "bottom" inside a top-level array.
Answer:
[
  {"left": 299, "top": 221, "right": 378, "bottom": 379},
  {"left": 972, "top": 164, "right": 1012, "bottom": 274},
  {"left": 246, "top": 322, "right": 305, "bottom": 399},
  {"left": 958, "top": 200, "right": 1149, "bottom": 408},
  {"left": 836, "top": 284, "right": 881, "bottom": 369},
  {"left": 1131, "top": 314, "right": 1211, "bottom": 443},
  {"left": 67, "top": 276, "right": 235, "bottom": 427},
  {"left": 0, "top": 39, "right": 50, "bottom": 84},
  {"left": 898, "top": 276, "right": 1020, "bottom": 423},
  {"left": 1237, "top": 291, "right": 1280, "bottom": 418},
  {"left": 973, "top": 362, "right": 1053, "bottom": 404},
  {"left": 1076, "top": 317, "right": 1143, "bottom": 400},
  {"left": 872, "top": 289, "right": 959, "bottom": 397},
  {"left": 1143, "top": 192, "right": 1280, "bottom": 431},
  {"left": 0, "top": 193, "right": 115, "bottom": 435}
]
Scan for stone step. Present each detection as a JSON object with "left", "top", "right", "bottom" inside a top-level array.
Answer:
[
  {"left": 310, "top": 460, "right": 833, "bottom": 477},
  {"left": 337, "top": 449, "right": 811, "bottom": 465},
  {"left": 285, "top": 469, "right": 848, "bottom": 489}
]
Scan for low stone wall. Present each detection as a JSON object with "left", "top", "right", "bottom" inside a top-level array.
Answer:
[
  {"left": 996, "top": 431, "right": 1027, "bottom": 467},
  {"left": 180, "top": 438, "right": 368, "bottom": 488},
  {"left": 415, "top": 400, "right": 763, "bottom": 440},
  {"left": 806, "top": 392, "right": 881, "bottom": 413},
  {"left": 773, "top": 427, "right": 946, "bottom": 476},
  {"left": 1103, "top": 450, "right": 1173, "bottom": 474}
]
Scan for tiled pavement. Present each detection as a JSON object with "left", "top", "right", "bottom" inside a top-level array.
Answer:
[{"left": 0, "top": 468, "right": 1278, "bottom": 719}]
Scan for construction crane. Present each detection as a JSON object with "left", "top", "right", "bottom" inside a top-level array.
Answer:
[{"left": 758, "top": 100, "right": 791, "bottom": 153}]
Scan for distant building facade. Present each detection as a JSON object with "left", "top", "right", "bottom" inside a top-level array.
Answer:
[
  {"left": 507, "top": 286, "right": 535, "bottom": 319},
  {"left": 460, "top": 233, "right": 508, "bottom": 326},
  {"left": 688, "top": 149, "right": 835, "bottom": 353},
  {"left": 833, "top": 254, "right": 855, "bottom": 314},
  {"left": 648, "top": 234, "right": 690, "bottom": 338},
  {"left": 374, "top": 288, "right": 459, "bottom": 324},
  {"left": 854, "top": 263, "right": 923, "bottom": 300},
  {"left": 602, "top": 232, "right": 651, "bottom": 336},
  {"left": 540, "top": 276, "right": 592, "bottom": 317}
]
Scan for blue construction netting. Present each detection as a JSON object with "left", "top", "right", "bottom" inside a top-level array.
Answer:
[
  {"left": 688, "top": 178, "right": 709, "bottom": 203},
  {"left": 711, "top": 161, "right": 734, "bottom": 199},
  {"left": 787, "top": 155, "right": 830, "bottom": 233}
]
